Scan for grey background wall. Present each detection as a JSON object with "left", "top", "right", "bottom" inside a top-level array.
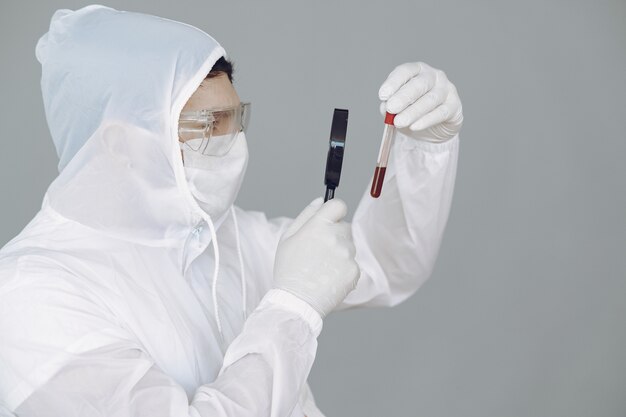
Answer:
[{"left": 1, "top": 0, "right": 625, "bottom": 416}]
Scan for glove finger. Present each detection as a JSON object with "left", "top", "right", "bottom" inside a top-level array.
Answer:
[
  {"left": 394, "top": 86, "right": 448, "bottom": 128},
  {"left": 409, "top": 88, "right": 463, "bottom": 132},
  {"left": 379, "top": 101, "right": 387, "bottom": 117},
  {"left": 408, "top": 103, "right": 451, "bottom": 132},
  {"left": 338, "top": 224, "right": 357, "bottom": 257},
  {"left": 385, "top": 70, "right": 437, "bottom": 115},
  {"left": 283, "top": 197, "right": 324, "bottom": 239},
  {"left": 378, "top": 62, "right": 427, "bottom": 101},
  {"left": 335, "top": 221, "right": 354, "bottom": 242},
  {"left": 314, "top": 198, "right": 348, "bottom": 223},
  {"left": 444, "top": 84, "right": 463, "bottom": 125}
]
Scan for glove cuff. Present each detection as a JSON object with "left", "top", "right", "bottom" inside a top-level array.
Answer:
[
  {"left": 397, "top": 130, "right": 460, "bottom": 153},
  {"left": 263, "top": 289, "right": 323, "bottom": 337}
]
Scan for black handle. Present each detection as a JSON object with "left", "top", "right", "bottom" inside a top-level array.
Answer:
[{"left": 323, "top": 108, "right": 349, "bottom": 201}]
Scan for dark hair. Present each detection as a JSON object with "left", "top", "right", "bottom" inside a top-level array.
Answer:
[{"left": 207, "top": 56, "right": 234, "bottom": 83}]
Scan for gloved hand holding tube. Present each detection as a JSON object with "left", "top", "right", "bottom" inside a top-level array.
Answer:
[
  {"left": 273, "top": 197, "right": 360, "bottom": 318},
  {"left": 378, "top": 61, "right": 463, "bottom": 143}
]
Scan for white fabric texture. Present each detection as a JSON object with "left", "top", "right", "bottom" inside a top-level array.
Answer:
[{"left": 0, "top": 4, "right": 459, "bottom": 417}]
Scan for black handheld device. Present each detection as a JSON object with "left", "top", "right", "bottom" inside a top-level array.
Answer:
[{"left": 324, "top": 108, "right": 349, "bottom": 202}]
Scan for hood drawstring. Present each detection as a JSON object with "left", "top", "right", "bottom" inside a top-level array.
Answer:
[
  {"left": 231, "top": 206, "right": 247, "bottom": 319},
  {"left": 209, "top": 206, "right": 247, "bottom": 344},
  {"left": 206, "top": 213, "right": 223, "bottom": 343}
]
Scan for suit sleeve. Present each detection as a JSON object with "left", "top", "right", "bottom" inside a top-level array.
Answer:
[
  {"left": 337, "top": 132, "right": 459, "bottom": 309},
  {"left": 0, "top": 262, "right": 322, "bottom": 417}
]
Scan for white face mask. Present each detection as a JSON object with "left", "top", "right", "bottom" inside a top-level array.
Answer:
[{"left": 180, "top": 132, "right": 249, "bottom": 222}]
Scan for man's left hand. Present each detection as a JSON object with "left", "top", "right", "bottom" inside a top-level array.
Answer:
[{"left": 378, "top": 61, "right": 463, "bottom": 143}]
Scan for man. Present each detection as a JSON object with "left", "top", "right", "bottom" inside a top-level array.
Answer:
[{"left": 0, "top": 5, "right": 462, "bottom": 417}]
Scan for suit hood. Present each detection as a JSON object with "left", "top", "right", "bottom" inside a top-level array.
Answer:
[{"left": 36, "top": 4, "right": 227, "bottom": 244}]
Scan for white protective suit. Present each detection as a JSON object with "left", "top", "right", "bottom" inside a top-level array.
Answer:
[{"left": 0, "top": 5, "right": 459, "bottom": 417}]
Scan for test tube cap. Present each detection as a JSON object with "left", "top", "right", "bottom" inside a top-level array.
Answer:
[{"left": 384, "top": 112, "right": 396, "bottom": 125}]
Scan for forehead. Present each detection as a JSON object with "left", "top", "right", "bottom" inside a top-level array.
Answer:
[{"left": 182, "top": 73, "right": 240, "bottom": 112}]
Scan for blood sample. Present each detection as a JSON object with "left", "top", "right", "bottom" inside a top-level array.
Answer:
[{"left": 370, "top": 112, "right": 396, "bottom": 198}]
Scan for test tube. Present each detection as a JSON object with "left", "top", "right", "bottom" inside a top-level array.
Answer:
[{"left": 370, "top": 112, "right": 396, "bottom": 198}]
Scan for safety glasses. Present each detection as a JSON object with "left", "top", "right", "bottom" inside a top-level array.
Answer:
[{"left": 178, "top": 102, "right": 251, "bottom": 156}]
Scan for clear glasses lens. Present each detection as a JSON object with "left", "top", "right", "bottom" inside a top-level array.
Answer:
[{"left": 178, "top": 102, "right": 250, "bottom": 156}]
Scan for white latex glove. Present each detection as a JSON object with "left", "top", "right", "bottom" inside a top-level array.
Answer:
[
  {"left": 379, "top": 62, "right": 463, "bottom": 142},
  {"left": 273, "top": 197, "right": 360, "bottom": 318}
]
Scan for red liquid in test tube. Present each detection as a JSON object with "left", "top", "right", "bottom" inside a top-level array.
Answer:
[{"left": 370, "top": 112, "right": 396, "bottom": 198}]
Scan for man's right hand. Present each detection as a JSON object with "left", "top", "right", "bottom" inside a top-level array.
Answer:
[{"left": 273, "top": 197, "right": 360, "bottom": 318}]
